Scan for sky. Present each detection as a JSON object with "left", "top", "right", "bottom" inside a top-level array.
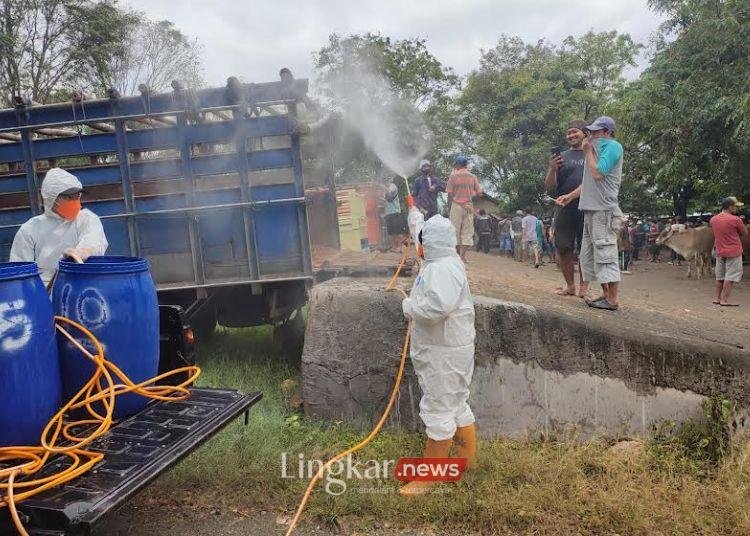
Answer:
[{"left": 123, "top": 0, "right": 665, "bottom": 88}]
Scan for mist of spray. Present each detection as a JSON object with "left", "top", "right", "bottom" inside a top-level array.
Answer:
[{"left": 319, "top": 56, "right": 433, "bottom": 181}]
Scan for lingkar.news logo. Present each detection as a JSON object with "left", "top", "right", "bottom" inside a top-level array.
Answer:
[{"left": 281, "top": 453, "right": 467, "bottom": 495}]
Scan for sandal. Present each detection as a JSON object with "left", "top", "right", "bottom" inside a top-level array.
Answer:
[
  {"left": 720, "top": 303, "right": 740, "bottom": 307},
  {"left": 584, "top": 296, "right": 607, "bottom": 306},
  {"left": 589, "top": 299, "right": 619, "bottom": 311},
  {"left": 555, "top": 288, "right": 576, "bottom": 296}
]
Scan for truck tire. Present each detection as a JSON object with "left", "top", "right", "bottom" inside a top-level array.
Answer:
[
  {"left": 273, "top": 309, "right": 306, "bottom": 364},
  {"left": 191, "top": 306, "right": 217, "bottom": 341}
]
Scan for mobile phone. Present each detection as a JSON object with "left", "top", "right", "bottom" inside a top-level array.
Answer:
[{"left": 551, "top": 146, "right": 561, "bottom": 157}]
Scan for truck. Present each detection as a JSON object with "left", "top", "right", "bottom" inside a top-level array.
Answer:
[
  {"left": 0, "top": 73, "right": 329, "bottom": 534},
  {"left": 0, "top": 72, "right": 330, "bottom": 345}
]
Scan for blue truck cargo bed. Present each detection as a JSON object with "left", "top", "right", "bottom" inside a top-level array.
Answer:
[{"left": 0, "top": 79, "right": 314, "bottom": 291}]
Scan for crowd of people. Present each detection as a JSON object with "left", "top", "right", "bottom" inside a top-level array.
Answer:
[
  {"left": 382, "top": 116, "right": 623, "bottom": 310},
  {"left": 383, "top": 115, "right": 748, "bottom": 312}
]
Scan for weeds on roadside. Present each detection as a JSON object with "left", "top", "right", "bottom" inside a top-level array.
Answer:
[{"left": 649, "top": 393, "right": 733, "bottom": 477}]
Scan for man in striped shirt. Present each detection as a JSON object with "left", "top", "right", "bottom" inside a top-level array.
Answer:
[{"left": 447, "top": 155, "right": 483, "bottom": 262}]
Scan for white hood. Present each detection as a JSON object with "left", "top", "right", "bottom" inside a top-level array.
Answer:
[
  {"left": 421, "top": 215, "right": 458, "bottom": 261},
  {"left": 41, "top": 168, "right": 82, "bottom": 214},
  {"left": 9, "top": 167, "right": 107, "bottom": 284}
]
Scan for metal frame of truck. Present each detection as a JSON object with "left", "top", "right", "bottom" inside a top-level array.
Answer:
[{"left": 0, "top": 75, "right": 315, "bottom": 336}]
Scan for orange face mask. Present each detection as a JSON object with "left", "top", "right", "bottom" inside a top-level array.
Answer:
[{"left": 55, "top": 199, "right": 82, "bottom": 220}]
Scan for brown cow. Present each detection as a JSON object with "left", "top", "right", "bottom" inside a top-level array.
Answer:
[{"left": 656, "top": 225, "right": 715, "bottom": 279}]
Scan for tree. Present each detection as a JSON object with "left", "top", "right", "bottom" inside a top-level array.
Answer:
[
  {"left": 560, "top": 31, "right": 641, "bottom": 119},
  {"left": 455, "top": 37, "right": 569, "bottom": 208},
  {"left": 0, "top": 0, "right": 135, "bottom": 104},
  {"left": 90, "top": 17, "right": 203, "bottom": 96},
  {"left": 618, "top": 0, "right": 750, "bottom": 216},
  {"left": 313, "top": 33, "right": 457, "bottom": 183},
  {"left": 0, "top": 1, "right": 202, "bottom": 105},
  {"left": 451, "top": 32, "right": 640, "bottom": 211},
  {"left": 314, "top": 33, "right": 457, "bottom": 110}
]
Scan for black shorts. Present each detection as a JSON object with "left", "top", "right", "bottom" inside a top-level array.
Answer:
[
  {"left": 386, "top": 213, "right": 407, "bottom": 235},
  {"left": 554, "top": 207, "right": 583, "bottom": 254}
]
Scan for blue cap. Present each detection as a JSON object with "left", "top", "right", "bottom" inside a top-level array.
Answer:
[
  {"left": 453, "top": 155, "right": 469, "bottom": 167},
  {"left": 586, "top": 116, "right": 616, "bottom": 133}
]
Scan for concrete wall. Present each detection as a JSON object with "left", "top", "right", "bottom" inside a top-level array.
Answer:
[{"left": 301, "top": 279, "right": 750, "bottom": 438}]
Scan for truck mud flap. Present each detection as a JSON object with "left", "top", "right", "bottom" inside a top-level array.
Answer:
[{"left": 1, "top": 388, "right": 262, "bottom": 536}]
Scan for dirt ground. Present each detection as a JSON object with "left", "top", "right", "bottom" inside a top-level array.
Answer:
[
  {"left": 317, "top": 246, "right": 750, "bottom": 350},
  {"left": 93, "top": 495, "right": 446, "bottom": 536}
]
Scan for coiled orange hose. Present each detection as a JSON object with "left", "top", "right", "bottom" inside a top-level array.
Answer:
[{"left": 0, "top": 316, "right": 201, "bottom": 535}]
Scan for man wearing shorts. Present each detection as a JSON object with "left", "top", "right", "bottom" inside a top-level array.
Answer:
[
  {"left": 547, "top": 120, "right": 588, "bottom": 296},
  {"left": 447, "top": 155, "right": 482, "bottom": 262},
  {"left": 556, "top": 116, "right": 623, "bottom": 311},
  {"left": 710, "top": 197, "right": 747, "bottom": 306}
]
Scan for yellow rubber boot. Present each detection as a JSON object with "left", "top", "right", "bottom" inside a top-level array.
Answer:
[
  {"left": 399, "top": 437, "right": 453, "bottom": 497},
  {"left": 453, "top": 424, "right": 477, "bottom": 469}
]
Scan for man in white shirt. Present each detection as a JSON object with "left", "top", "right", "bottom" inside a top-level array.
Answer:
[{"left": 521, "top": 207, "right": 541, "bottom": 268}]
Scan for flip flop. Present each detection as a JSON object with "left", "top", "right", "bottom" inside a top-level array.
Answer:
[
  {"left": 712, "top": 301, "right": 721, "bottom": 305},
  {"left": 555, "top": 288, "right": 576, "bottom": 296},
  {"left": 720, "top": 303, "right": 740, "bottom": 307},
  {"left": 589, "top": 299, "right": 619, "bottom": 311},
  {"left": 584, "top": 296, "right": 607, "bottom": 306}
]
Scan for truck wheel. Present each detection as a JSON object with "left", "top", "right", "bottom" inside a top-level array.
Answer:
[
  {"left": 191, "top": 306, "right": 217, "bottom": 341},
  {"left": 273, "top": 310, "right": 306, "bottom": 364}
]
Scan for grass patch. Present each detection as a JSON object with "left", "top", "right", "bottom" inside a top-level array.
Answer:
[{"left": 155, "top": 327, "right": 750, "bottom": 535}]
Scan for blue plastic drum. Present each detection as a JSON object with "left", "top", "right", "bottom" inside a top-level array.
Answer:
[
  {"left": 51, "top": 256, "right": 159, "bottom": 419},
  {"left": 0, "top": 262, "right": 62, "bottom": 446}
]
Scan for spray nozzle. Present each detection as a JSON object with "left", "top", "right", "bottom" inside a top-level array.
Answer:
[{"left": 406, "top": 194, "right": 414, "bottom": 208}]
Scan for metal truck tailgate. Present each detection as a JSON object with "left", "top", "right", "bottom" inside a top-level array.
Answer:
[{"left": 1, "top": 388, "right": 262, "bottom": 535}]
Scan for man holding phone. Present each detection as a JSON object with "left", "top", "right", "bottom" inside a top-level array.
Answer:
[
  {"left": 544, "top": 120, "right": 588, "bottom": 297},
  {"left": 556, "top": 116, "right": 624, "bottom": 312}
]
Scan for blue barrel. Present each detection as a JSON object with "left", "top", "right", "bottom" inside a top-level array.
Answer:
[
  {"left": 0, "top": 262, "right": 62, "bottom": 446},
  {"left": 52, "top": 256, "right": 159, "bottom": 419}
]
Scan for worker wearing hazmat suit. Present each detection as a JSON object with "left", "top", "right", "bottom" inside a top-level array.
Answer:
[
  {"left": 400, "top": 214, "right": 476, "bottom": 496},
  {"left": 10, "top": 167, "right": 108, "bottom": 284}
]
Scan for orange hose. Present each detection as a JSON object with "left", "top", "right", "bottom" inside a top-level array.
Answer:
[
  {"left": 285, "top": 240, "right": 413, "bottom": 536},
  {"left": 0, "top": 316, "right": 201, "bottom": 535}
]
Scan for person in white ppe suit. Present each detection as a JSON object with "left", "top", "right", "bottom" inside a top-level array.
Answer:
[
  {"left": 400, "top": 214, "right": 477, "bottom": 496},
  {"left": 9, "top": 167, "right": 108, "bottom": 284}
]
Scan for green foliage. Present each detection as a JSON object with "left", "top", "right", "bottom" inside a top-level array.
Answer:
[
  {"left": 314, "top": 33, "right": 457, "bottom": 109},
  {"left": 0, "top": 0, "right": 134, "bottom": 103},
  {"left": 0, "top": 0, "right": 201, "bottom": 104},
  {"left": 440, "top": 32, "right": 640, "bottom": 210},
  {"left": 618, "top": 0, "right": 750, "bottom": 216},
  {"left": 313, "top": 33, "right": 456, "bottom": 182},
  {"left": 313, "top": 8, "right": 748, "bottom": 217},
  {"left": 650, "top": 393, "right": 733, "bottom": 475},
  {"left": 560, "top": 31, "right": 642, "bottom": 120}
]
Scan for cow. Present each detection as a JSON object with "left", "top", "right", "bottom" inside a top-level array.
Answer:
[{"left": 656, "top": 225, "right": 715, "bottom": 279}]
